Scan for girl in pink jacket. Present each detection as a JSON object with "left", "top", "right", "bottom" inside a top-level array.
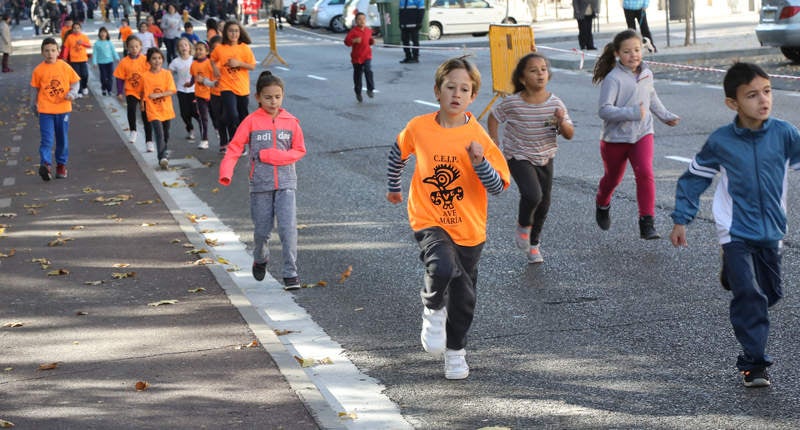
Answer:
[{"left": 219, "top": 71, "right": 306, "bottom": 288}]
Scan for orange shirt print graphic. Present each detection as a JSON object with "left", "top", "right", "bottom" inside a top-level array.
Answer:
[
  {"left": 225, "top": 64, "right": 240, "bottom": 81},
  {"left": 129, "top": 72, "right": 142, "bottom": 88},
  {"left": 423, "top": 164, "right": 464, "bottom": 210},
  {"left": 152, "top": 88, "right": 166, "bottom": 104},
  {"left": 46, "top": 79, "right": 65, "bottom": 98}
]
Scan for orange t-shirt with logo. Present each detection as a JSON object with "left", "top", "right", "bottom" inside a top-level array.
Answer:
[
  {"left": 65, "top": 32, "right": 91, "bottom": 62},
  {"left": 190, "top": 58, "right": 213, "bottom": 100},
  {"left": 209, "top": 43, "right": 255, "bottom": 96},
  {"left": 30, "top": 60, "right": 81, "bottom": 115},
  {"left": 114, "top": 55, "right": 149, "bottom": 98},
  {"left": 396, "top": 112, "right": 510, "bottom": 246},
  {"left": 119, "top": 26, "right": 133, "bottom": 44},
  {"left": 140, "top": 69, "right": 176, "bottom": 122}
]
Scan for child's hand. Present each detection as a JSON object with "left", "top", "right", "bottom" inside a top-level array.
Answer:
[
  {"left": 554, "top": 107, "right": 565, "bottom": 121},
  {"left": 665, "top": 117, "right": 680, "bottom": 127},
  {"left": 149, "top": 93, "right": 160, "bottom": 99},
  {"left": 352, "top": 37, "right": 361, "bottom": 44},
  {"left": 386, "top": 191, "right": 403, "bottom": 204},
  {"left": 670, "top": 224, "right": 687, "bottom": 247},
  {"left": 466, "top": 141, "right": 484, "bottom": 165},
  {"left": 639, "top": 102, "right": 646, "bottom": 120},
  {"left": 117, "top": 93, "right": 124, "bottom": 101},
  {"left": 225, "top": 58, "right": 241, "bottom": 68},
  {"left": 183, "top": 82, "right": 192, "bottom": 88}
]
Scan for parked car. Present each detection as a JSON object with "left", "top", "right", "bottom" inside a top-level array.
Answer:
[
  {"left": 343, "top": 0, "right": 381, "bottom": 34},
  {"left": 309, "top": 0, "right": 347, "bottom": 33},
  {"left": 427, "top": 0, "right": 530, "bottom": 40},
  {"left": 285, "top": 0, "right": 314, "bottom": 26},
  {"left": 755, "top": 0, "right": 800, "bottom": 62}
]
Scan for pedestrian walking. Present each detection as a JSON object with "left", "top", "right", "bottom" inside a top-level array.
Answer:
[
  {"left": 181, "top": 21, "right": 200, "bottom": 44},
  {"left": 30, "top": 37, "right": 80, "bottom": 181},
  {"left": 64, "top": 21, "right": 92, "bottom": 95},
  {"left": 160, "top": 2, "right": 182, "bottom": 62},
  {"left": 386, "top": 57, "right": 510, "bottom": 379},
  {"left": 670, "top": 62, "right": 800, "bottom": 388},
  {"left": 622, "top": 0, "right": 655, "bottom": 52},
  {"left": 113, "top": 35, "right": 154, "bottom": 149},
  {"left": 210, "top": 20, "right": 255, "bottom": 153},
  {"left": 398, "top": 0, "right": 423, "bottom": 63},
  {"left": 487, "top": 53, "right": 574, "bottom": 264},
  {"left": 206, "top": 35, "right": 226, "bottom": 152},
  {"left": 137, "top": 20, "right": 156, "bottom": 49},
  {"left": 92, "top": 26, "right": 120, "bottom": 96},
  {"left": 118, "top": 18, "right": 133, "bottom": 55},
  {"left": 592, "top": 29, "right": 679, "bottom": 239},
  {"left": 189, "top": 40, "right": 212, "bottom": 149},
  {"left": 572, "top": 0, "right": 597, "bottom": 50},
  {"left": 140, "top": 47, "right": 177, "bottom": 169},
  {"left": 344, "top": 12, "right": 374, "bottom": 103},
  {"left": 218, "top": 71, "right": 307, "bottom": 288},
  {"left": 271, "top": 0, "right": 283, "bottom": 29},
  {"left": 0, "top": 13, "right": 12, "bottom": 73},
  {"left": 169, "top": 37, "right": 199, "bottom": 140}
]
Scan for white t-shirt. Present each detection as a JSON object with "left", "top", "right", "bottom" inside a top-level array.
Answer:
[{"left": 169, "top": 56, "right": 195, "bottom": 93}]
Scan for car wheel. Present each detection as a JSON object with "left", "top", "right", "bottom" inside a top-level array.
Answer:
[
  {"left": 780, "top": 47, "right": 800, "bottom": 63},
  {"left": 330, "top": 15, "right": 346, "bottom": 33},
  {"left": 428, "top": 22, "right": 442, "bottom": 40}
]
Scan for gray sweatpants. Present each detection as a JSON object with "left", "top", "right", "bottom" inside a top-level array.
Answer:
[{"left": 251, "top": 189, "right": 298, "bottom": 279}]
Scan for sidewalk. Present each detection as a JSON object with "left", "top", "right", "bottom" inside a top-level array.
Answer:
[{"left": 0, "top": 53, "right": 321, "bottom": 429}]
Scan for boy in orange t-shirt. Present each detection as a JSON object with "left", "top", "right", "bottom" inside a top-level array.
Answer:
[
  {"left": 386, "top": 57, "right": 510, "bottom": 380},
  {"left": 118, "top": 19, "right": 133, "bottom": 56},
  {"left": 30, "top": 37, "right": 80, "bottom": 181},
  {"left": 64, "top": 22, "right": 92, "bottom": 95},
  {"left": 140, "top": 47, "right": 176, "bottom": 169}
]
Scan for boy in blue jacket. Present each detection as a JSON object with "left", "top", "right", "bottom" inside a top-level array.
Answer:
[{"left": 670, "top": 62, "right": 800, "bottom": 388}]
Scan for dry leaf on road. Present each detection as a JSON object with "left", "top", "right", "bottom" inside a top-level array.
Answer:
[
  {"left": 38, "top": 362, "right": 59, "bottom": 371},
  {"left": 0, "top": 418, "right": 15, "bottom": 427},
  {"left": 46, "top": 269, "right": 70, "bottom": 276},
  {"left": 2, "top": 322, "right": 23, "bottom": 328},
  {"left": 135, "top": 381, "right": 150, "bottom": 391},
  {"left": 147, "top": 300, "right": 179, "bottom": 307},
  {"left": 339, "top": 265, "right": 352, "bottom": 283},
  {"left": 111, "top": 272, "right": 136, "bottom": 279},
  {"left": 274, "top": 329, "right": 298, "bottom": 336}
]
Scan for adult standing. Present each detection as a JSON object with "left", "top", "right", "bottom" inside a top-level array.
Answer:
[
  {"left": 160, "top": 3, "right": 181, "bottom": 63},
  {"left": 0, "top": 13, "right": 12, "bottom": 73},
  {"left": 31, "top": 0, "right": 43, "bottom": 35},
  {"left": 622, "top": 0, "right": 655, "bottom": 52},
  {"left": 573, "top": 0, "right": 597, "bottom": 50},
  {"left": 398, "top": 0, "right": 424, "bottom": 64},
  {"left": 271, "top": 0, "right": 284, "bottom": 29}
]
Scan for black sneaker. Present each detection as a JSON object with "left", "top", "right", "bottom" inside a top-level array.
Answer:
[
  {"left": 39, "top": 164, "right": 52, "bottom": 181},
  {"left": 252, "top": 261, "right": 267, "bottom": 281},
  {"left": 283, "top": 276, "right": 301, "bottom": 290},
  {"left": 355, "top": 93, "right": 363, "bottom": 103},
  {"left": 595, "top": 205, "right": 610, "bottom": 230},
  {"left": 367, "top": 90, "right": 374, "bottom": 98},
  {"left": 742, "top": 367, "right": 770, "bottom": 388}
]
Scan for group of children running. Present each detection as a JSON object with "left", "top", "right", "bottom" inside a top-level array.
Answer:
[{"left": 31, "top": 24, "right": 799, "bottom": 389}]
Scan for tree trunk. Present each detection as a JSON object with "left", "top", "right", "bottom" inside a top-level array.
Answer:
[{"left": 684, "top": 0, "right": 693, "bottom": 46}]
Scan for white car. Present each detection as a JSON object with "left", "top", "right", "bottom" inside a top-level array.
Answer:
[
  {"left": 427, "top": 0, "right": 530, "bottom": 40},
  {"left": 343, "top": 0, "right": 381, "bottom": 32},
  {"left": 309, "top": 0, "right": 348, "bottom": 33}
]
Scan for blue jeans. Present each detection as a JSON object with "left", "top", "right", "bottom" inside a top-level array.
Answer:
[
  {"left": 722, "top": 240, "right": 782, "bottom": 370},
  {"left": 39, "top": 113, "right": 70, "bottom": 166}
]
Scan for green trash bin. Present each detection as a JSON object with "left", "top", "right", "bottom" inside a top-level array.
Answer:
[{"left": 377, "top": 0, "right": 401, "bottom": 46}]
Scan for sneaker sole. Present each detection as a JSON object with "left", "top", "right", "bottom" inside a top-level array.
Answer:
[
  {"left": 39, "top": 165, "right": 52, "bottom": 181},
  {"left": 445, "top": 370, "right": 469, "bottom": 380},
  {"left": 744, "top": 378, "right": 771, "bottom": 388},
  {"left": 159, "top": 159, "right": 169, "bottom": 170}
]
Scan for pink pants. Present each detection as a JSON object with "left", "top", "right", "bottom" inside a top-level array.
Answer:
[{"left": 595, "top": 134, "right": 655, "bottom": 217}]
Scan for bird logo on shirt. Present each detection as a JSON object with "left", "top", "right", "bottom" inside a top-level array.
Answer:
[
  {"left": 423, "top": 164, "right": 464, "bottom": 209},
  {"left": 45, "top": 79, "right": 65, "bottom": 98}
]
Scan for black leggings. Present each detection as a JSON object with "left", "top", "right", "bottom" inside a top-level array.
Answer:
[
  {"left": 177, "top": 91, "right": 199, "bottom": 133},
  {"left": 209, "top": 94, "right": 229, "bottom": 148},
  {"left": 508, "top": 157, "right": 553, "bottom": 245},
  {"left": 126, "top": 95, "right": 153, "bottom": 142},
  {"left": 220, "top": 91, "right": 248, "bottom": 146},
  {"left": 196, "top": 97, "right": 210, "bottom": 141}
]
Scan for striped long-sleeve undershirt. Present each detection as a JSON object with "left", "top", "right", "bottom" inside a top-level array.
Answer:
[{"left": 387, "top": 142, "right": 504, "bottom": 195}]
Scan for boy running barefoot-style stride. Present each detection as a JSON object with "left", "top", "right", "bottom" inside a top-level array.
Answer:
[{"left": 670, "top": 62, "right": 800, "bottom": 388}]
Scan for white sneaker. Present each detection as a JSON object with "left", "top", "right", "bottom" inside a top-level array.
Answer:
[
  {"left": 188, "top": 132, "right": 195, "bottom": 140},
  {"left": 81, "top": 88, "right": 89, "bottom": 95},
  {"left": 159, "top": 158, "right": 169, "bottom": 170},
  {"left": 197, "top": 140, "right": 209, "bottom": 149},
  {"left": 145, "top": 141, "right": 155, "bottom": 152},
  {"left": 444, "top": 348, "right": 469, "bottom": 380},
  {"left": 420, "top": 306, "right": 447, "bottom": 356},
  {"left": 128, "top": 130, "right": 138, "bottom": 143},
  {"left": 75, "top": 93, "right": 83, "bottom": 99},
  {"left": 528, "top": 244, "right": 544, "bottom": 264}
]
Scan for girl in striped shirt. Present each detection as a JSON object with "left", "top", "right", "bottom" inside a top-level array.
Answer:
[{"left": 488, "top": 53, "right": 574, "bottom": 264}]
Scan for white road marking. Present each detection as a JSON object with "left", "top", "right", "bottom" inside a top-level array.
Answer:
[
  {"left": 3, "top": 177, "right": 15, "bottom": 186},
  {"left": 666, "top": 155, "right": 692, "bottom": 163},
  {"left": 276, "top": 66, "right": 290, "bottom": 71},
  {"left": 307, "top": 74, "right": 328, "bottom": 81},
  {"left": 6, "top": 160, "right": 17, "bottom": 166},
  {"left": 0, "top": 198, "right": 10, "bottom": 208},
  {"left": 414, "top": 99, "right": 439, "bottom": 108}
]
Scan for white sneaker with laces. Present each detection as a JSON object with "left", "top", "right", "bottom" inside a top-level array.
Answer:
[
  {"left": 159, "top": 158, "right": 169, "bottom": 170},
  {"left": 197, "top": 140, "right": 209, "bottom": 149},
  {"left": 128, "top": 130, "right": 138, "bottom": 143},
  {"left": 188, "top": 132, "right": 195, "bottom": 140},
  {"left": 145, "top": 141, "right": 155, "bottom": 152},
  {"left": 421, "top": 306, "right": 447, "bottom": 356},
  {"left": 81, "top": 88, "right": 89, "bottom": 95},
  {"left": 444, "top": 348, "right": 469, "bottom": 380}
]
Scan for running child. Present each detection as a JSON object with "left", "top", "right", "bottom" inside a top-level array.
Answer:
[
  {"left": 92, "top": 26, "right": 120, "bottom": 96},
  {"left": 218, "top": 71, "right": 306, "bottom": 288},
  {"left": 137, "top": 20, "right": 156, "bottom": 50},
  {"left": 343, "top": 12, "right": 374, "bottom": 103},
  {"left": 64, "top": 21, "right": 92, "bottom": 96},
  {"left": 30, "top": 37, "right": 80, "bottom": 181},
  {"left": 118, "top": 18, "right": 133, "bottom": 56},
  {"left": 592, "top": 29, "right": 679, "bottom": 239},
  {"left": 168, "top": 37, "right": 199, "bottom": 141},
  {"left": 207, "top": 35, "right": 225, "bottom": 152},
  {"left": 670, "top": 62, "right": 800, "bottom": 388},
  {"left": 386, "top": 57, "right": 510, "bottom": 379},
  {"left": 140, "top": 47, "right": 176, "bottom": 169},
  {"left": 487, "top": 53, "right": 574, "bottom": 264},
  {"left": 190, "top": 41, "right": 213, "bottom": 149},
  {"left": 113, "top": 35, "right": 153, "bottom": 149}
]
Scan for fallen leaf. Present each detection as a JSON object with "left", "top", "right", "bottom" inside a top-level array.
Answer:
[
  {"left": 55, "top": 198, "right": 69, "bottom": 202},
  {"left": 0, "top": 419, "right": 14, "bottom": 427},
  {"left": 338, "top": 412, "right": 358, "bottom": 420},
  {"left": 216, "top": 256, "right": 231, "bottom": 265},
  {"left": 140, "top": 222, "right": 157, "bottom": 227},
  {"left": 339, "top": 265, "right": 353, "bottom": 283},
  {"left": 187, "top": 287, "right": 206, "bottom": 293},
  {"left": 170, "top": 239, "right": 182, "bottom": 244},
  {"left": 111, "top": 272, "right": 136, "bottom": 279},
  {"left": 47, "top": 269, "right": 70, "bottom": 276},
  {"left": 0, "top": 213, "right": 17, "bottom": 218},
  {"left": 225, "top": 265, "right": 240, "bottom": 272},
  {"left": 14, "top": 192, "right": 27, "bottom": 196},
  {"left": 136, "top": 200, "right": 155, "bottom": 205},
  {"left": 162, "top": 181, "right": 181, "bottom": 188},
  {"left": 293, "top": 355, "right": 333, "bottom": 367},
  {"left": 0, "top": 249, "right": 15, "bottom": 258},
  {"left": 211, "top": 187, "right": 219, "bottom": 193},
  {"left": 3, "top": 367, "right": 11, "bottom": 372},
  {"left": 103, "top": 201, "right": 122, "bottom": 206},
  {"left": 354, "top": 307, "right": 364, "bottom": 312},
  {"left": 76, "top": 311, "right": 88, "bottom": 316},
  {"left": 234, "top": 340, "right": 258, "bottom": 349},
  {"left": 199, "top": 229, "right": 215, "bottom": 233},
  {"left": 111, "top": 169, "right": 127, "bottom": 174},
  {"left": 84, "top": 280, "right": 105, "bottom": 286},
  {"left": 112, "top": 263, "right": 131, "bottom": 268},
  {"left": 185, "top": 248, "right": 208, "bottom": 255},
  {"left": 24, "top": 169, "right": 36, "bottom": 175},
  {"left": 70, "top": 225, "right": 85, "bottom": 230},
  {"left": 134, "top": 381, "right": 150, "bottom": 391},
  {"left": 148, "top": 299, "right": 178, "bottom": 307},
  {"left": 82, "top": 187, "right": 100, "bottom": 193},
  {"left": 2, "top": 322, "right": 23, "bottom": 328},
  {"left": 273, "top": 329, "right": 298, "bottom": 336},
  {"left": 24, "top": 204, "right": 44, "bottom": 209},
  {"left": 38, "top": 362, "right": 59, "bottom": 371},
  {"left": 182, "top": 243, "right": 195, "bottom": 248},
  {"left": 204, "top": 238, "right": 218, "bottom": 246},
  {"left": 193, "top": 257, "right": 214, "bottom": 265},
  {"left": 48, "top": 237, "right": 73, "bottom": 247}
]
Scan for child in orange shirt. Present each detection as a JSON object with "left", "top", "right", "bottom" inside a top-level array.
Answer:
[
  {"left": 190, "top": 41, "right": 213, "bottom": 149},
  {"left": 207, "top": 35, "right": 225, "bottom": 152},
  {"left": 64, "top": 21, "right": 92, "bottom": 96},
  {"left": 140, "top": 47, "right": 176, "bottom": 169},
  {"left": 210, "top": 21, "right": 255, "bottom": 153},
  {"left": 113, "top": 35, "right": 153, "bottom": 148},
  {"left": 30, "top": 37, "right": 80, "bottom": 181},
  {"left": 118, "top": 18, "right": 133, "bottom": 56},
  {"left": 385, "top": 57, "right": 510, "bottom": 380}
]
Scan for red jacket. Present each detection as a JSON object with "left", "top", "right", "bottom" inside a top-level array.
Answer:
[{"left": 344, "top": 26, "right": 373, "bottom": 64}]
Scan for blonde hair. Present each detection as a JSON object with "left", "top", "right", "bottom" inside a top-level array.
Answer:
[{"left": 434, "top": 56, "right": 481, "bottom": 96}]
